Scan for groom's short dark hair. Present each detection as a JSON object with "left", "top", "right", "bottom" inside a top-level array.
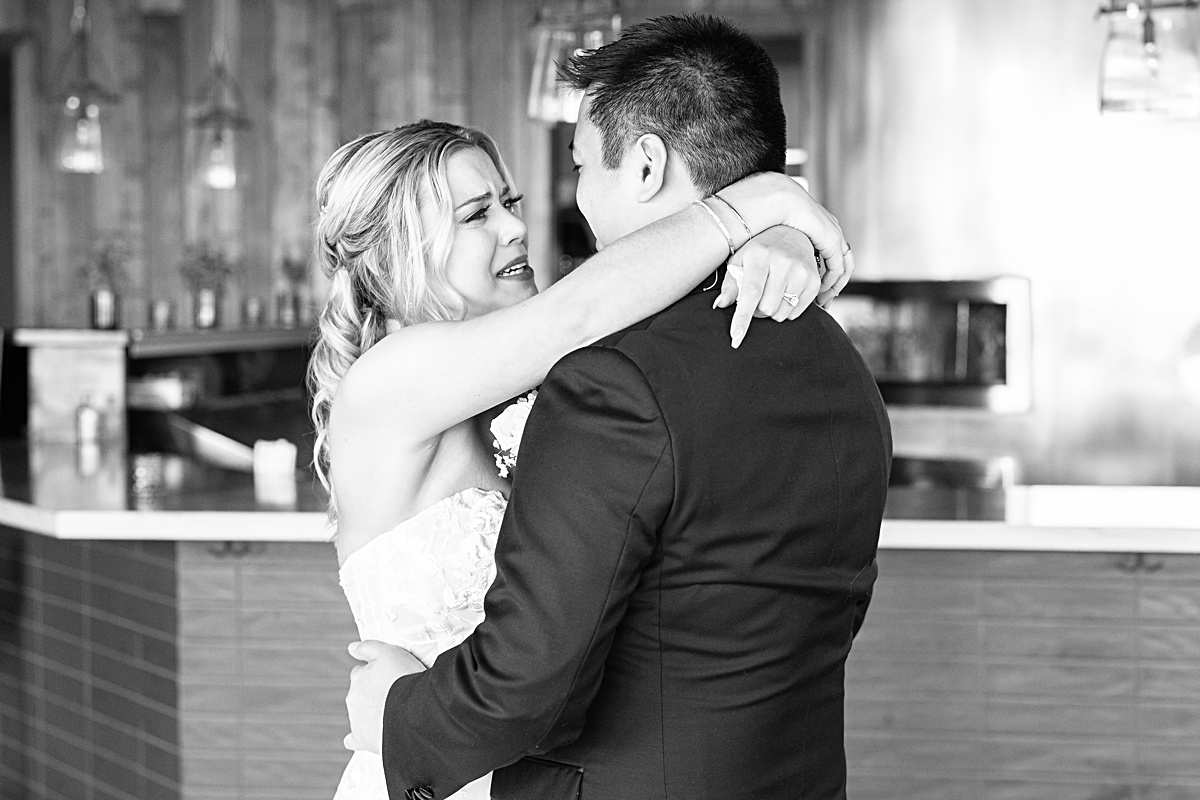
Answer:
[{"left": 558, "top": 14, "right": 786, "bottom": 195}]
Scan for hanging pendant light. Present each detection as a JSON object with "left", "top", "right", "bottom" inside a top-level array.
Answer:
[
  {"left": 528, "top": 1, "right": 622, "bottom": 124},
  {"left": 1097, "top": 0, "right": 1200, "bottom": 117},
  {"left": 54, "top": 0, "right": 119, "bottom": 173},
  {"left": 193, "top": 0, "right": 249, "bottom": 189}
]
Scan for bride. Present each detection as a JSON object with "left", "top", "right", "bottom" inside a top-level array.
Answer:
[{"left": 308, "top": 120, "right": 850, "bottom": 800}]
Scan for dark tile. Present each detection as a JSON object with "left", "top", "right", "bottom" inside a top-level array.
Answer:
[
  {"left": 39, "top": 631, "right": 85, "bottom": 674},
  {"left": 142, "top": 705, "right": 179, "bottom": 748},
  {"left": 43, "top": 726, "right": 90, "bottom": 779},
  {"left": 139, "top": 666, "right": 177, "bottom": 710},
  {"left": 42, "top": 662, "right": 85, "bottom": 707},
  {"left": 135, "top": 594, "right": 177, "bottom": 638},
  {"left": 40, "top": 599, "right": 84, "bottom": 640},
  {"left": 143, "top": 739, "right": 180, "bottom": 785},
  {"left": 37, "top": 538, "right": 84, "bottom": 574},
  {"left": 89, "top": 582, "right": 142, "bottom": 622},
  {"left": 39, "top": 565, "right": 84, "bottom": 606},
  {"left": 91, "top": 616, "right": 141, "bottom": 660},
  {"left": 92, "top": 748, "right": 140, "bottom": 798},
  {"left": 91, "top": 649, "right": 135, "bottom": 693},
  {"left": 43, "top": 761, "right": 89, "bottom": 800},
  {"left": 141, "top": 633, "right": 178, "bottom": 673},
  {"left": 93, "top": 718, "right": 141, "bottom": 764},
  {"left": 91, "top": 684, "right": 141, "bottom": 731},
  {"left": 143, "top": 769, "right": 182, "bottom": 800}
]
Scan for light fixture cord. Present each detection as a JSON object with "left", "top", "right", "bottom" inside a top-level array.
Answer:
[
  {"left": 211, "top": 0, "right": 231, "bottom": 69},
  {"left": 71, "top": 0, "right": 89, "bottom": 85}
]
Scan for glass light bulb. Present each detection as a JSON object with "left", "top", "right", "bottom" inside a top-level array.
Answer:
[
  {"left": 204, "top": 133, "right": 237, "bottom": 189},
  {"left": 59, "top": 103, "right": 103, "bottom": 173}
]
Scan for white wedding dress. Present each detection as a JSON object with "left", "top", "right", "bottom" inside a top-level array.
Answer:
[{"left": 333, "top": 487, "right": 507, "bottom": 800}]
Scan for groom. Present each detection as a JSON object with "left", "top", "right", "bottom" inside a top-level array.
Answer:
[{"left": 347, "top": 15, "right": 891, "bottom": 800}]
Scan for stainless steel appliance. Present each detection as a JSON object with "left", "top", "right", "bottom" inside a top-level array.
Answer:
[{"left": 827, "top": 276, "right": 1032, "bottom": 413}]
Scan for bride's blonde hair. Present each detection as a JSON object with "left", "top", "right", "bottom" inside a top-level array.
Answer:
[{"left": 307, "top": 120, "right": 512, "bottom": 506}]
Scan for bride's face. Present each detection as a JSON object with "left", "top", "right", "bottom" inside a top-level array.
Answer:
[{"left": 436, "top": 148, "right": 537, "bottom": 319}]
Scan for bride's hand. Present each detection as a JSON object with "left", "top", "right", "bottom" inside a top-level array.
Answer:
[
  {"left": 717, "top": 172, "right": 854, "bottom": 306},
  {"left": 345, "top": 640, "right": 426, "bottom": 754},
  {"left": 712, "top": 225, "right": 823, "bottom": 348}
]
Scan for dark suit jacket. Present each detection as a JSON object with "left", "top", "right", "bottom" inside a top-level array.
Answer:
[{"left": 383, "top": 284, "right": 892, "bottom": 800}]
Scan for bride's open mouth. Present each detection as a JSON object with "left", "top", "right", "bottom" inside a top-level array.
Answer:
[{"left": 497, "top": 257, "right": 533, "bottom": 279}]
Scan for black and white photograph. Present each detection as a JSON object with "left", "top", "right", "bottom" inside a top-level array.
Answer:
[{"left": 0, "top": 1, "right": 1198, "bottom": 799}]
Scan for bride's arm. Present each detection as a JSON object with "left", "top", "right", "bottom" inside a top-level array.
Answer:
[{"left": 340, "top": 171, "right": 844, "bottom": 443}]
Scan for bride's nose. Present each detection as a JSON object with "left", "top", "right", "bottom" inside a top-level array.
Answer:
[{"left": 499, "top": 206, "right": 527, "bottom": 246}]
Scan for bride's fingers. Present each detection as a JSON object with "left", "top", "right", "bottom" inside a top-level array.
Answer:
[
  {"left": 772, "top": 250, "right": 821, "bottom": 322},
  {"left": 713, "top": 265, "right": 740, "bottom": 310},
  {"left": 350, "top": 639, "right": 389, "bottom": 661},
  {"left": 729, "top": 261, "right": 767, "bottom": 348},
  {"left": 758, "top": 257, "right": 791, "bottom": 321},
  {"left": 789, "top": 279, "right": 820, "bottom": 321},
  {"left": 816, "top": 249, "right": 853, "bottom": 307},
  {"left": 344, "top": 733, "right": 357, "bottom": 751}
]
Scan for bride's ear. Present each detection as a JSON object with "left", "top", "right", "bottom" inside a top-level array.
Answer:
[
  {"left": 385, "top": 317, "right": 402, "bottom": 335},
  {"left": 631, "top": 133, "right": 668, "bottom": 203}
]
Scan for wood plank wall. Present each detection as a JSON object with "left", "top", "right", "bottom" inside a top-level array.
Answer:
[
  {"left": 1, "top": 0, "right": 577, "bottom": 328},
  {"left": 3, "top": 0, "right": 824, "bottom": 329}
]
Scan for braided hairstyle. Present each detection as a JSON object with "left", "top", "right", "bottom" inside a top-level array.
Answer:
[{"left": 307, "top": 120, "right": 512, "bottom": 514}]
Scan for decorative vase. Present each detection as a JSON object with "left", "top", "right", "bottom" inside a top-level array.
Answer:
[
  {"left": 193, "top": 287, "right": 221, "bottom": 329},
  {"left": 149, "top": 299, "right": 174, "bottom": 332},
  {"left": 275, "top": 288, "right": 299, "bottom": 329},
  {"left": 243, "top": 296, "right": 264, "bottom": 327},
  {"left": 90, "top": 287, "right": 119, "bottom": 330}
]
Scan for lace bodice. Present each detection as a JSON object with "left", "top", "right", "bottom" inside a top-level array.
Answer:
[
  {"left": 340, "top": 487, "right": 507, "bottom": 665},
  {"left": 334, "top": 487, "right": 507, "bottom": 800}
]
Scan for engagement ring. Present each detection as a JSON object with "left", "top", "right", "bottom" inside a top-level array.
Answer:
[{"left": 781, "top": 292, "right": 800, "bottom": 306}]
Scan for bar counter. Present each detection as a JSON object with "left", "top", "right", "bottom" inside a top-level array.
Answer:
[
  {"left": 2, "top": 439, "right": 1198, "bottom": 551},
  {"left": 4, "top": 436, "right": 1200, "bottom": 799}
]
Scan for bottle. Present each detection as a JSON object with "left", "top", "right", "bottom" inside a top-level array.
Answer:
[{"left": 76, "top": 396, "right": 101, "bottom": 445}]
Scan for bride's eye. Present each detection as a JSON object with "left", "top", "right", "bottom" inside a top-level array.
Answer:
[
  {"left": 502, "top": 194, "right": 524, "bottom": 210},
  {"left": 464, "top": 205, "right": 489, "bottom": 223}
]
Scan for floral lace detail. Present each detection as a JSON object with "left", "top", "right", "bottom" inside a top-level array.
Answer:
[
  {"left": 335, "top": 488, "right": 504, "bottom": 800},
  {"left": 339, "top": 488, "right": 506, "bottom": 665},
  {"left": 491, "top": 389, "right": 537, "bottom": 478}
]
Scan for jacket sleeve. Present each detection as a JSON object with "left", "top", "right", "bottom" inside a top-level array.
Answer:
[{"left": 382, "top": 346, "right": 675, "bottom": 800}]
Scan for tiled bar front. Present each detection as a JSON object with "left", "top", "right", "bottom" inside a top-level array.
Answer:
[
  {"left": 0, "top": 529, "right": 179, "bottom": 800},
  {"left": 0, "top": 529, "right": 358, "bottom": 800},
  {"left": 845, "top": 549, "right": 1200, "bottom": 800},
  {"left": 5, "top": 526, "right": 1200, "bottom": 799}
]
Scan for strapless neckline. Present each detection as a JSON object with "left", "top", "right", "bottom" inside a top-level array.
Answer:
[{"left": 339, "top": 486, "right": 506, "bottom": 575}]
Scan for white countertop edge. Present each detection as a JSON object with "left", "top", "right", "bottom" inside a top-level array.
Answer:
[
  {"left": 10, "top": 509, "right": 334, "bottom": 543},
  {"left": 879, "top": 520, "right": 1200, "bottom": 553},
  {"left": 4, "top": 507, "right": 1199, "bottom": 552},
  {"left": 0, "top": 498, "right": 58, "bottom": 536}
]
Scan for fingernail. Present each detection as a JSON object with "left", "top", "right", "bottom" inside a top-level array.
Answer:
[
  {"left": 731, "top": 327, "right": 745, "bottom": 348},
  {"left": 348, "top": 642, "right": 360, "bottom": 658}
]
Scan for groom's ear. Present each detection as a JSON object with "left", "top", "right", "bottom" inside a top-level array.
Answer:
[{"left": 631, "top": 133, "right": 668, "bottom": 203}]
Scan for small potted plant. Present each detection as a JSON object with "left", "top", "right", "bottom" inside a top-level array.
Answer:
[
  {"left": 180, "top": 242, "right": 234, "bottom": 329},
  {"left": 78, "top": 233, "right": 130, "bottom": 329}
]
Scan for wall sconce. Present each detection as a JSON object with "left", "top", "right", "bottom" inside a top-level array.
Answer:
[
  {"left": 53, "top": 0, "right": 119, "bottom": 174},
  {"left": 193, "top": 0, "right": 249, "bottom": 189},
  {"left": 528, "top": 1, "right": 621, "bottom": 123},
  {"left": 1097, "top": 0, "right": 1200, "bottom": 117}
]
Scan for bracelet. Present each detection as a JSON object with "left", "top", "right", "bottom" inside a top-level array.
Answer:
[
  {"left": 709, "top": 193, "right": 753, "bottom": 242},
  {"left": 692, "top": 198, "right": 735, "bottom": 258}
]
